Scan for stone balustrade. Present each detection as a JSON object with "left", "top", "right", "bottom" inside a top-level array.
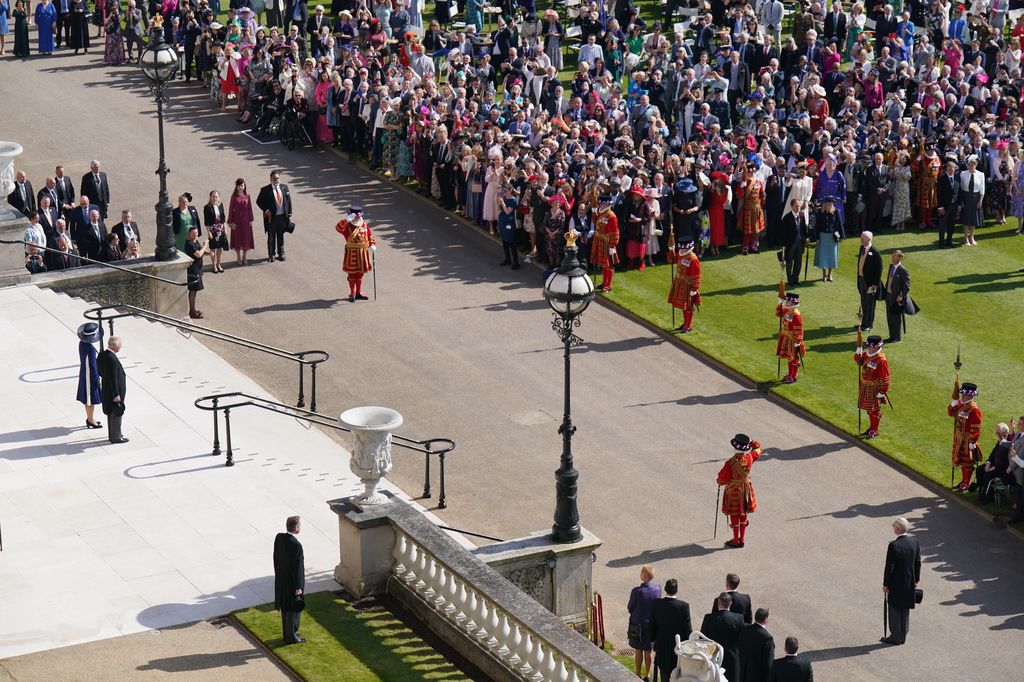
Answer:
[{"left": 329, "top": 495, "right": 633, "bottom": 682}]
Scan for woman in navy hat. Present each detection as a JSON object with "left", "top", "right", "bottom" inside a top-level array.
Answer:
[{"left": 77, "top": 323, "right": 103, "bottom": 429}]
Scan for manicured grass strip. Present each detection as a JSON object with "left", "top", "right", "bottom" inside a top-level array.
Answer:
[
  {"left": 604, "top": 225, "right": 1024, "bottom": 490},
  {"left": 234, "top": 591, "right": 472, "bottom": 682}
]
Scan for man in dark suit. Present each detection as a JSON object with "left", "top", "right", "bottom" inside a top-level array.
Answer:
[
  {"left": 769, "top": 637, "right": 813, "bottom": 682},
  {"left": 284, "top": 0, "right": 310, "bottom": 35},
  {"left": 823, "top": 4, "right": 846, "bottom": 46},
  {"left": 77, "top": 209, "right": 109, "bottom": 262},
  {"left": 112, "top": 209, "right": 142, "bottom": 250},
  {"left": 7, "top": 170, "right": 36, "bottom": 217},
  {"left": 884, "top": 250, "right": 911, "bottom": 343},
  {"left": 256, "top": 170, "right": 294, "bottom": 262},
  {"left": 69, "top": 196, "right": 99, "bottom": 245},
  {"left": 701, "top": 593, "right": 744, "bottom": 682},
  {"left": 936, "top": 157, "right": 960, "bottom": 248},
  {"left": 863, "top": 153, "right": 889, "bottom": 228},
  {"left": 97, "top": 336, "right": 128, "bottom": 444},
  {"left": 54, "top": 165, "right": 76, "bottom": 219},
  {"left": 726, "top": 51, "right": 751, "bottom": 113},
  {"left": 780, "top": 199, "right": 809, "bottom": 285},
  {"left": 37, "top": 196, "right": 60, "bottom": 235},
  {"left": 81, "top": 160, "right": 111, "bottom": 219},
  {"left": 711, "top": 573, "right": 753, "bottom": 624},
  {"left": 54, "top": 0, "right": 72, "bottom": 47},
  {"left": 650, "top": 578, "right": 692, "bottom": 682},
  {"left": 44, "top": 220, "right": 77, "bottom": 271},
  {"left": 37, "top": 177, "right": 61, "bottom": 215},
  {"left": 306, "top": 4, "right": 328, "bottom": 53},
  {"left": 882, "top": 516, "right": 921, "bottom": 645},
  {"left": 856, "top": 231, "right": 883, "bottom": 330},
  {"left": 739, "top": 607, "right": 775, "bottom": 682},
  {"left": 273, "top": 515, "right": 306, "bottom": 644},
  {"left": 432, "top": 130, "right": 456, "bottom": 211}
]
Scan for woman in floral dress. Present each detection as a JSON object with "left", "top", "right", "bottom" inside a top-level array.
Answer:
[
  {"left": 1012, "top": 150, "right": 1024, "bottom": 235},
  {"left": 103, "top": 5, "right": 124, "bottom": 65},
  {"left": 889, "top": 152, "right": 912, "bottom": 231}
]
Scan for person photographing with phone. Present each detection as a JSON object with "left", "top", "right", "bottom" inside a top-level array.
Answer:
[{"left": 184, "top": 226, "right": 209, "bottom": 319}]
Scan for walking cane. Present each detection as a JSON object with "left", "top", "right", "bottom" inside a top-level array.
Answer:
[
  {"left": 951, "top": 346, "right": 962, "bottom": 488},
  {"left": 777, "top": 261, "right": 786, "bottom": 379},
  {"left": 713, "top": 485, "right": 721, "bottom": 539},
  {"left": 372, "top": 250, "right": 377, "bottom": 302},
  {"left": 856, "top": 312, "right": 863, "bottom": 434},
  {"left": 883, "top": 593, "right": 888, "bottom": 640}
]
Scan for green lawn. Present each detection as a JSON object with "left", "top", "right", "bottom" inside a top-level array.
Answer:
[
  {"left": 233, "top": 592, "right": 472, "bottom": 682},
  {"left": 604, "top": 225, "right": 1024, "bottom": 488}
]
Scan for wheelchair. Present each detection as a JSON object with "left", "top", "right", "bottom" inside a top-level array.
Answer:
[{"left": 279, "top": 112, "right": 314, "bottom": 151}]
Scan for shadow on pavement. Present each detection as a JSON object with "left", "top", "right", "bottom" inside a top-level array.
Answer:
[
  {"left": 137, "top": 649, "right": 266, "bottom": 672},
  {"left": 760, "top": 441, "right": 849, "bottom": 461},
  {"left": 803, "top": 642, "right": 885, "bottom": 663},
  {"left": 606, "top": 543, "right": 726, "bottom": 568},
  {"left": 625, "top": 389, "right": 762, "bottom": 408},
  {"left": 244, "top": 298, "right": 343, "bottom": 314}
]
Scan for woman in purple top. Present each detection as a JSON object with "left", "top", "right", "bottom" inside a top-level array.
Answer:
[
  {"left": 627, "top": 565, "right": 662, "bottom": 681},
  {"left": 816, "top": 155, "right": 847, "bottom": 226}
]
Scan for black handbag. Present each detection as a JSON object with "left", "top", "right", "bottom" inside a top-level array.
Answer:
[
  {"left": 914, "top": 588, "right": 923, "bottom": 605},
  {"left": 285, "top": 221, "right": 296, "bottom": 233},
  {"left": 292, "top": 595, "right": 306, "bottom": 612},
  {"left": 627, "top": 622, "right": 641, "bottom": 640}
]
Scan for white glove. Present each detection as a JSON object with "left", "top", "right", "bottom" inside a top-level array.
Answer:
[
  {"left": 950, "top": 399, "right": 959, "bottom": 408},
  {"left": 778, "top": 298, "right": 785, "bottom": 305},
  {"left": 609, "top": 247, "right": 615, "bottom": 255},
  {"left": 587, "top": 229, "right": 595, "bottom": 239},
  {"left": 876, "top": 393, "right": 885, "bottom": 398},
  {"left": 371, "top": 245, "right": 377, "bottom": 252},
  {"left": 969, "top": 443, "right": 976, "bottom": 451},
  {"left": 690, "top": 290, "right": 698, "bottom": 296},
  {"left": 856, "top": 346, "right": 863, "bottom": 354}
]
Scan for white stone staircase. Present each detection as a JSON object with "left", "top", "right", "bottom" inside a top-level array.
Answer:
[{"left": 0, "top": 285, "right": 455, "bottom": 659}]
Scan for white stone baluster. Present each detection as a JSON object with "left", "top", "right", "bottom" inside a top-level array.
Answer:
[
  {"left": 402, "top": 537, "right": 419, "bottom": 584},
  {"left": 441, "top": 569, "right": 459, "bottom": 618},
  {"left": 530, "top": 640, "right": 547, "bottom": 681},
  {"left": 485, "top": 605, "right": 501, "bottom": 650},
  {"left": 518, "top": 631, "right": 535, "bottom": 677},
  {"left": 413, "top": 544, "right": 429, "bottom": 592},
  {"left": 542, "top": 648, "right": 557, "bottom": 681},
  {"left": 507, "top": 622, "right": 524, "bottom": 666},
  {"left": 422, "top": 554, "right": 439, "bottom": 601},
  {"left": 463, "top": 590, "right": 479, "bottom": 633},
  {"left": 553, "top": 657, "right": 570, "bottom": 682},
  {"left": 473, "top": 595, "right": 490, "bottom": 642},
  {"left": 453, "top": 581, "right": 469, "bottom": 626},
  {"left": 496, "top": 613, "right": 513, "bottom": 660},
  {"left": 392, "top": 533, "right": 408, "bottom": 576}
]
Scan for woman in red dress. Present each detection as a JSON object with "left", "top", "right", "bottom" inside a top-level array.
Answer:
[
  {"left": 219, "top": 44, "right": 241, "bottom": 111},
  {"left": 708, "top": 171, "right": 730, "bottom": 255},
  {"left": 227, "top": 177, "right": 255, "bottom": 265}
]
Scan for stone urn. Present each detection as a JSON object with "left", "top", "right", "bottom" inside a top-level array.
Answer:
[
  {"left": 340, "top": 406, "right": 403, "bottom": 505},
  {"left": 0, "top": 142, "right": 24, "bottom": 222}
]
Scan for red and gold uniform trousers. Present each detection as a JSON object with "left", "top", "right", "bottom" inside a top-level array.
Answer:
[
  {"left": 717, "top": 443, "right": 763, "bottom": 544},
  {"left": 856, "top": 351, "right": 891, "bottom": 434},
  {"left": 668, "top": 253, "right": 702, "bottom": 329},
  {"left": 913, "top": 156, "right": 941, "bottom": 225},
  {"left": 948, "top": 399, "right": 983, "bottom": 488},
  {"left": 776, "top": 306, "right": 805, "bottom": 381},
  {"left": 590, "top": 212, "right": 619, "bottom": 290},
  {"left": 736, "top": 178, "right": 765, "bottom": 253}
]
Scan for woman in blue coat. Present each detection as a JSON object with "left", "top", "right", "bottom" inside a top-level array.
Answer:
[
  {"left": 34, "top": 0, "right": 57, "bottom": 54},
  {"left": 77, "top": 322, "right": 104, "bottom": 429}
]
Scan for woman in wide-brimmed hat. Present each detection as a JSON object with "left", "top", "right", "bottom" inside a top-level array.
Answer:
[{"left": 77, "top": 323, "right": 104, "bottom": 429}]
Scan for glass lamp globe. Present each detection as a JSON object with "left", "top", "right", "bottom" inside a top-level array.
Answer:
[
  {"left": 543, "top": 230, "right": 595, "bottom": 319},
  {"left": 140, "top": 37, "right": 179, "bottom": 84}
]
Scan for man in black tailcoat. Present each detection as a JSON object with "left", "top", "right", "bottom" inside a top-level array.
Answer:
[{"left": 274, "top": 515, "right": 306, "bottom": 644}]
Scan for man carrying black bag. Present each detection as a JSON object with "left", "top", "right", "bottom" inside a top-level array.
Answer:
[
  {"left": 274, "top": 515, "right": 306, "bottom": 644},
  {"left": 884, "top": 250, "right": 915, "bottom": 343},
  {"left": 97, "top": 336, "right": 128, "bottom": 444},
  {"left": 256, "top": 170, "right": 294, "bottom": 263},
  {"left": 882, "top": 516, "right": 921, "bottom": 646}
]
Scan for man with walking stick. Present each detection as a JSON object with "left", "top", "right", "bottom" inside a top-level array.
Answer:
[
  {"left": 667, "top": 239, "right": 701, "bottom": 333},
  {"left": 717, "top": 434, "right": 763, "bottom": 549},
  {"left": 335, "top": 205, "right": 376, "bottom": 303},
  {"left": 855, "top": 336, "right": 891, "bottom": 440},
  {"left": 881, "top": 517, "right": 921, "bottom": 646},
  {"left": 949, "top": 380, "right": 983, "bottom": 493},
  {"left": 775, "top": 292, "right": 806, "bottom": 384}
]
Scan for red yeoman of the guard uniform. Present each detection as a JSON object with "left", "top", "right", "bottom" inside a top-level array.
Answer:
[
  {"left": 776, "top": 293, "right": 805, "bottom": 384},
  {"left": 949, "top": 382, "right": 983, "bottom": 492},
  {"left": 667, "top": 240, "right": 701, "bottom": 333},
  {"left": 336, "top": 207, "right": 375, "bottom": 302},
  {"left": 717, "top": 434, "right": 762, "bottom": 548},
  {"left": 855, "top": 335, "right": 891, "bottom": 439},
  {"left": 590, "top": 196, "right": 619, "bottom": 292}
]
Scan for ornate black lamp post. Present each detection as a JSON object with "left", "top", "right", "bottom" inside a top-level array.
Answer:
[
  {"left": 542, "top": 228, "right": 596, "bottom": 543},
  {"left": 139, "top": 16, "right": 179, "bottom": 261}
]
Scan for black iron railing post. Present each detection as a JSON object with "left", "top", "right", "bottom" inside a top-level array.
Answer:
[
  {"left": 310, "top": 363, "right": 318, "bottom": 413},
  {"left": 438, "top": 451, "right": 447, "bottom": 509},
  {"left": 223, "top": 407, "right": 234, "bottom": 467},
  {"left": 97, "top": 311, "right": 105, "bottom": 350},
  {"left": 423, "top": 441, "right": 432, "bottom": 499},
  {"left": 297, "top": 363, "right": 305, "bottom": 408},
  {"left": 211, "top": 397, "right": 221, "bottom": 457}
]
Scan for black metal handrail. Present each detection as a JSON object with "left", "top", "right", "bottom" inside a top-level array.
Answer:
[
  {"left": 84, "top": 304, "right": 329, "bottom": 411},
  {"left": 194, "top": 391, "right": 456, "bottom": 508},
  {"left": 0, "top": 237, "right": 187, "bottom": 286}
]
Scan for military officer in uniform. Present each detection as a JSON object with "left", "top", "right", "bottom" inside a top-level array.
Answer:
[
  {"left": 589, "top": 194, "right": 620, "bottom": 292},
  {"left": 949, "top": 382, "right": 983, "bottom": 492},
  {"left": 855, "top": 335, "right": 891, "bottom": 439},
  {"left": 776, "top": 291, "right": 805, "bottom": 384},
  {"left": 717, "top": 434, "right": 763, "bottom": 548},
  {"left": 668, "top": 239, "right": 702, "bottom": 333},
  {"left": 335, "top": 205, "right": 376, "bottom": 302}
]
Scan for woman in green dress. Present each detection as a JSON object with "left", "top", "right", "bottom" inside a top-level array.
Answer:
[
  {"left": 13, "top": 0, "right": 29, "bottom": 57},
  {"left": 171, "top": 193, "right": 201, "bottom": 253}
]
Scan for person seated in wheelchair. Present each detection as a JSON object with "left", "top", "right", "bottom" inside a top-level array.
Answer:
[
  {"left": 243, "top": 72, "right": 276, "bottom": 127},
  {"left": 282, "top": 89, "right": 314, "bottom": 146},
  {"left": 253, "top": 80, "right": 286, "bottom": 133}
]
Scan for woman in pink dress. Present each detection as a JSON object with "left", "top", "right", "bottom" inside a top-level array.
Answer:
[
  {"left": 227, "top": 177, "right": 255, "bottom": 264},
  {"left": 708, "top": 172, "right": 730, "bottom": 255},
  {"left": 314, "top": 70, "right": 333, "bottom": 144}
]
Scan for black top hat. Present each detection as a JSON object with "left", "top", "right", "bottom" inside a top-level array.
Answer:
[
  {"left": 784, "top": 291, "right": 800, "bottom": 303},
  {"left": 731, "top": 433, "right": 753, "bottom": 451},
  {"left": 960, "top": 382, "right": 978, "bottom": 396},
  {"left": 678, "top": 239, "right": 695, "bottom": 252},
  {"left": 866, "top": 335, "right": 883, "bottom": 346},
  {"left": 77, "top": 322, "right": 103, "bottom": 344},
  {"left": 598, "top": 193, "right": 613, "bottom": 203}
]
